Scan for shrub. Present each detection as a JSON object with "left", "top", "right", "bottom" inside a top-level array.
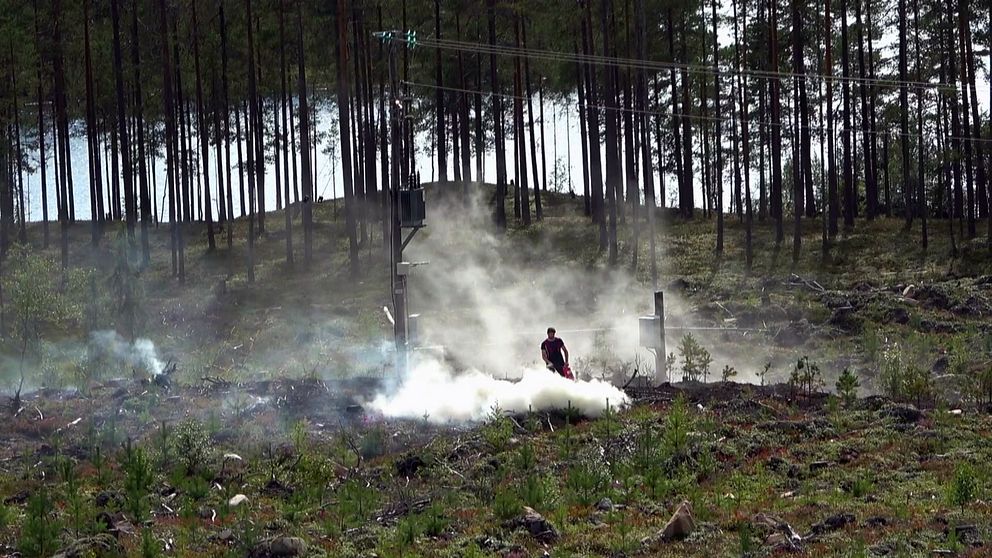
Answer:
[
  {"left": 721, "top": 365, "right": 738, "bottom": 383},
  {"left": 836, "top": 368, "right": 860, "bottom": 407},
  {"left": 482, "top": 405, "right": 513, "bottom": 453},
  {"left": 789, "top": 356, "right": 824, "bottom": 399},
  {"left": 948, "top": 463, "right": 977, "bottom": 509},
  {"left": 19, "top": 489, "right": 60, "bottom": 558},
  {"left": 678, "top": 333, "right": 712, "bottom": 382},
  {"left": 171, "top": 419, "right": 210, "bottom": 475}
]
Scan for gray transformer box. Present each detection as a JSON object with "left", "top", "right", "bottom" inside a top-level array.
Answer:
[{"left": 639, "top": 315, "right": 662, "bottom": 349}]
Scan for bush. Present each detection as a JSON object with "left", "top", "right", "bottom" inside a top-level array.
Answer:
[
  {"left": 836, "top": 368, "right": 860, "bottom": 407},
  {"left": 678, "top": 333, "right": 712, "bottom": 382},
  {"left": 482, "top": 405, "right": 513, "bottom": 453},
  {"left": 789, "top": 356, "right": 824, "bottom": 399},
  {"left": 171, "top": 419, "right": 210, "bottom": 475},
  {"left": 19, "top": 489, "right": 60, "bottom": 558},
  {"left": 948, "top": 463, "right": 978, "bottom": 509}
]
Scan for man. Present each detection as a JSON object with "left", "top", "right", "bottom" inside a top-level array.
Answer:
[{"left": 541, "top": 327, "right": 569, "bottom": 377}]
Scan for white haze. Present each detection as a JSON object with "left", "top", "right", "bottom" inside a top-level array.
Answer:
[
  {"left": 89, "top": 330, "right": 165, "bottom": 376},
  {"left": 365, "top": 187, "right": 660, "bottom": 422},
  {"left": 368, "top": 357, "right": 629, "bottom": 423}
]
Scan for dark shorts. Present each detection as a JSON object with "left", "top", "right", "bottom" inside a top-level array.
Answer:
[{"left": 549, "top": 361, "right": 565, "bottom": 375}]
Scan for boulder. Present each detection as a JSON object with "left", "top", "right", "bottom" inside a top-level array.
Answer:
[
  {"left": 519, "top": 506, "right": 558, "bottom": 543},
  {"left": 659, "top": 501, "right": 696, "bottom": 542}
]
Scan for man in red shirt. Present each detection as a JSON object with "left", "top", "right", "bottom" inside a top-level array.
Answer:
[{"left": 541, "top": 327, "right": 569, "bottom": 377}]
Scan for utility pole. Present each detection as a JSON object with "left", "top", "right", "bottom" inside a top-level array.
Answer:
[{"left": 387, "top": 36, "right": 408, "bottom": 377}]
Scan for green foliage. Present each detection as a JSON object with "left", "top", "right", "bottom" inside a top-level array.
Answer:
[
  {"left": 565, "top": 460, "right": 607, "bottom": 506},
  {"left": 836, "top": 368, "right": 860, "bottom": 407},
  {"left": 171, "top": 418, "right": 210, "bottom": 475},
  {"left": 880, "top": 335, "right": 937, "bottom": 406},
  {"left": 141, "top": 529, "right": 161, "bottom": 558},
  {"left": 947, "top": 462, "right": 978, "bottom": 509},
  {"left": 122, "top": 440, "right": 154, "bottom": 521},
  {"left": 338, "top": 479, "right": 380, "bottom": 529},
  {"left": 678, "top": 333, "right": 712, "bottom": 382},
  {"left": 493, "top": 484, "right": 521, "bottom": 521},
  {"left": 663, "top": 394, "right": 693, "bottom": 459},
  {"left": 789, "top": 356, "right": 824, "bottom": 399},
  {"left": 4, "top": 245, "right": 88, "bottom": 388},
  {"left": 482, "top": 405, "right": 513, "bottom": 453},
  {"left": 19, "top": 489, "right": 60, "bottom": 558},
  {"left": 360, "top": 425, "right": 388, "bottom": 459}
]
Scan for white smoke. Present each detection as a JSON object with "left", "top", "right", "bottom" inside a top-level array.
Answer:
[
  {"left": 368, "top": 356, "right": 629, "bottom": 423},
  {"left": 89, "top": 330, "right": 165, "bottom": 376}
]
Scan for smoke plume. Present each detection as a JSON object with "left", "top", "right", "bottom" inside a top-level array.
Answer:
[
  {"left": 89, "top": 330, "right": 165, "bottom": 376},
  {"left": 368, "top": 356, "right": 629, "bottom": 423}
]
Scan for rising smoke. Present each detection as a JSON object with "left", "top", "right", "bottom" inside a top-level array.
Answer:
[
  {"left": 368, "top": 356, "right": 629, "bottom": 423},
  {"left": 89, "top": 330, "right": 166, "bottom": 376},
  {"left": 366, "top": 186, "right": 654, "bottom": 422}
]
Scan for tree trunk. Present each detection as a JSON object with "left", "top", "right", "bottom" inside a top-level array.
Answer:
[
  {"left": 898, "top": 0, "right": 912, "bottom": 227},
  {"left": 956, "top": 2, "right": 975, "bottom": 237},
  {"left": 826, "top": 0, "right": 839, "bottom": 237},
  {"left": 131, "top": 0, "right": 150, "bottom": 262},
  {"left": 770, "top": 0, "right": 783, "bottom": 241},
  {"left": 912, "top": 0, "right": 926, "bottom": 247},
  {"left": 158, "top": 0, "right": 178, "bottom": 276},
  {"left": 522, "top": 19, "right": 542, "bottom": 220},
  {"left": 601, "top": 0, "right": 620, "bottom": 263},
  {"left": 488, "top": 0, "right": 506, "bottom": 230},
  {"left": 192, "top": 1, "right": 215, "bottom": 251},
  {"left": 841, "top": 0, "right": 855, "bottom": 228},
  {"left": 297, "top": 0, "right": 314, "bottom": 263},
  {"left": 280, "top": 4, "right": 293, "bottom": 264},
  {"left": 434, "top": 0, "right": 446, "bottom": 182},
  {"left": 855, "top": 0, "right": 875, "bottom": 219},
  {"left": 33, "top": 1, "right": 49, "bottom": 248},
  {"left": 513, "top": 16, "right": 530, "bottom": 225},
  {"left": 337, "top": 0, "right": 359, "bottom": 275},
  {"left": 582, "top": 1, "right": 607, "bottom": 249}
]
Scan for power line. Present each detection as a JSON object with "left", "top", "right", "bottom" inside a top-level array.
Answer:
[
  {"left": 401, "top": 79, "right": 992, "bottom": 145},
  {"left": 386, "top": 34, "right": 957, "bottom": 92}
]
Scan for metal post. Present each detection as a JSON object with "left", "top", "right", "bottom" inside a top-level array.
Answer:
[
  {"left": 387, "top": 38, "right": 408, "bottom": 376},
  {"left": 655, "top": 290, "right": 667, "bottom": 383}
]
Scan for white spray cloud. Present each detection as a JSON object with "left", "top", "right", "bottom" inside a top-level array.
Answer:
[
  {"left": 368, "top": 356, "right": 629, "bottom": 423},
  {"left": 402, "top": 188, "right": 661, "bottom": 382},
  {"left": 89, "top": 330, "right": 165, "bottom": 376}
]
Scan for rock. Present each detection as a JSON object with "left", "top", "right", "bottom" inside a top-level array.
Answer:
[
  {"left": 211, "top": 529, "right": 235, "bottom": 543},
  {"left": 879, "top": 404, "right": 923, "bottom": 423},
  {"left": 766, "top": 456, "right": 790, "bottom": 472},
  {"left": 838, "top": 447, "right": 859, "bottom": 465},
  {"left": 865, "top": 516, "right": 889, "bottom": 528},
  {"left": 883, "top": 307, "right": 910, "bottom": 325},
  {"left": 197, "top": 506, "right": 215, "bottom": 520},
  {"left": 269, "top": 537, "right": 307, "bottom": 556},
  {"left": 94, "top": 490, "right": 121, "bottom": 508},
  {"left": 595, "top": 497, "right": 614, "bottom": 512},
  {"left": 519, "top": 506, "right": 558, "bottom": 543},
  {"left": 395, "top": 454, "right": 425, "bottom": 477},
  {"left": 829, "top": 307, "right": 862, "bottom": 332},
  {"left": 809, "top": 461, "right": 831, "bottom": 473},
  {"left": 869, "top": 541, "right": 896, "bottom": 556},
  {"left": 229, "top": 494, "right": 249, "bottom": 507},
  {"left": 947, "top": 524, "right": 983, "bottom": 547},
  {"left": 659, "top": 501, "right": 696, "bottom": 542},
  {"left": 808, "top": 513, "right": 856, "bottom": 537},
  {"left": 52, "top": 534, "right": 121, "bottom": 558},
  {"left": 752, "top": 513, "right": 802, "bottom": 550}
]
